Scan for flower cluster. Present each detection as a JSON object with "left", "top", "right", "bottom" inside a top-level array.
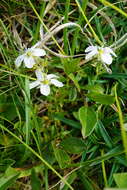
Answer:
[
  {"left": 85, "top": 45, "right": 117, "bottom": 72},
  {"left": 15, "top": 25, "right": 117, "bottom": 97},
  {"left": 15, "top": 46, "right": 64, "bottom": 96}
]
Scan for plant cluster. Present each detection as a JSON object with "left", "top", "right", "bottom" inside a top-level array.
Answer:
[{"left": 0, "top": 0, "right": 127, "bottom": 190}]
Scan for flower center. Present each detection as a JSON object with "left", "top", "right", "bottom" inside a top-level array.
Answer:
[
  {"left": 98, "top": 49, "right": 104, "bottom": 55},
  {"left": 26, "top": 51, "right": 33, "bottom": 57},
  {"left": 42, "top": 79, "right": 50, "bottom": 85}
]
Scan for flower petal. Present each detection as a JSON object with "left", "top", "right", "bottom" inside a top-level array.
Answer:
[
  {"left": 101, "top": 53, "right": 113, "bottom": 65},
  {"left": 85, "top": 48, "right": 98, "bottom": 59},
  {"left": 29, "top": 80, "right": 40, "bottom": 89},
  {"left": 104, "top": 47, "right": 117, "bottom": 57},
  {"left": 47, "top": 74, "right": 58, "bottom": 80},
  {"left": 24, "top": 56, "right": 36, "bottom": 68},
  {"left": 50, "top": 79, "right": 63, "bottom": 87},
  {"left": 85, "top": 46, "right": 97, "bottom": 53},
  {"left": 40, "top": 84, "right": 50, "bottom": 96},
  {"left": 15, "top": 55, "right": 24, "bottom": 67},
  {"left": 35, "top": 70, "right": 44, "bottom": 81},
  {"left": 32, "top": 48, "right": 46, "bottom": 56}
]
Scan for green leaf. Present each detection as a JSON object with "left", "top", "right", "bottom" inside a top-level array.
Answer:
[
  {"left": 0, "top": 160, "right": 15, "bottom": 173},
  {"left": 69, "top": 87, "right": 77, "bottom": 101},
  {"left": 78, "top": 106, "right": 97, "bottom": 138},
  {"left": 103, "top": 73, "right": 127, "bottom": 79},
  {"left": 0, "top": 103, "right": 17, "bottom": 121},
  {"left": 0, "top": 167, "right": 20, "bottom": 190},
  {"left": 54, "top": 113, "right": 81, "bottom": 129},
  {"left": 5, "top": 167, "right": 18, "bottom": 177},
  {"left": 84, "top": 84, "right": 104, "bottom": 94},
  {"left": 31, "top": 169, "right": 41, "bottom": 190},
  {"left": 53, "top": 148, "right": 71, "bottom": 168},
  {"left": 63, "top": 58, "right": 80, "bottom": 74},
  {"left": 24, "top": 78, "right": 31, "bottom": 145},
  {"left": 78, "top": 170, "right": 95, "bottom": 190},
  {"left": 60, "top": 137, "right": 85, "bottom": 154},
  {"left": 87, "top": 93, "right": 115, "bottom": 105},
  {"left": 0, "top": 95, "right": 22, "bottom": 121},
  {"left": 61, "top": 172, "right": 77, "bottom": 190},
  {"left": 104, "top": 188, "right": 127, "bottom": 190},
  {"left": 114, "top": 173, "right": 127, "bottom": 188},
  {"left": 97, "top": 121, "right": 113, "bottom": 148},
  {"left": 68, "top": 73, "right": 80, "bottom": 92}
]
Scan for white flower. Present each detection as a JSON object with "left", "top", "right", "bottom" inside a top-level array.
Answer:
[
  {"left": 30, "top": 70, "right": 64, "bottom": 96},
  {"left": 85, "top": 45, "right": 117, "bottom": 65},
  {"left": 15, "top": 47, "right": 46, "bottom": 68}
]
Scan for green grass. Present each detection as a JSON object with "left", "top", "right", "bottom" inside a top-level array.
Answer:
[{"left": 0, "top": 0, "right": 127, "bottom": 189}]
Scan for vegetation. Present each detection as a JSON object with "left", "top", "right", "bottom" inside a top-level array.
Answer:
[{"left": 0, "top": 0, "right": 127, "bottom": 189}]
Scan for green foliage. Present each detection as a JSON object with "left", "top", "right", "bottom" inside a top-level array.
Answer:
[
  {"left": 87, "top": 93, "right": 115, "bottom": 105},
  {"left": 53, "top": 147, "right": 71, "bottom": 168},
  {"left": 114, "top": 173, "right": 127, "bottom": 188},
  {"left": 61, "top": 172, "right": 77, "bottom": 190},
  {"left": 0, "top": 167, "right": 20, "bottom": 190},
  {"left": 60, "top": 137, "right": 86, "bottom": 154},
  {"left": 78, "top": 106, "right": 97, "bottom": 138},
  {"left": 0, "top": 0, "right": 127, "bottom": 189},
  {"left": 31, "top": 169, "right": 41, "bottom": 190}
]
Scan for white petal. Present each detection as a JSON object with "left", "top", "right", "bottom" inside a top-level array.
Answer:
[
  {"left": 50, "top": 79, "right": 64, "bottom": 87},
  {"left": 101, "top": 53, "right": 113, "bottom": 65},
  {"left": 29, "top": 80, "right": 40, "bottom": 89},
  {"left": 35, "top": 70, "right": 44, "bottom": 81},
  {"left": 24, "top": 56, "right": 36, "bottom": 68},
  {"left": 32, "top": 48, "right": 46, "bottom": 56},
  {"left": 85, "top": 48, "right": 98, "bottom": 59},
  {"left": 40, "top": 84, "right": 50, "bottom": 96},
  {"left": 47, "top": 74, "right": 58, "bottom": 80},
  {"left": 85, "top": 46, "right": 97, "bottom": 53},
  {"left": 104, "top": 47, "right": 117, "bottom": 57},
  {"left": 15, "top": 55, "right": 24, "bottom": 67}
]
